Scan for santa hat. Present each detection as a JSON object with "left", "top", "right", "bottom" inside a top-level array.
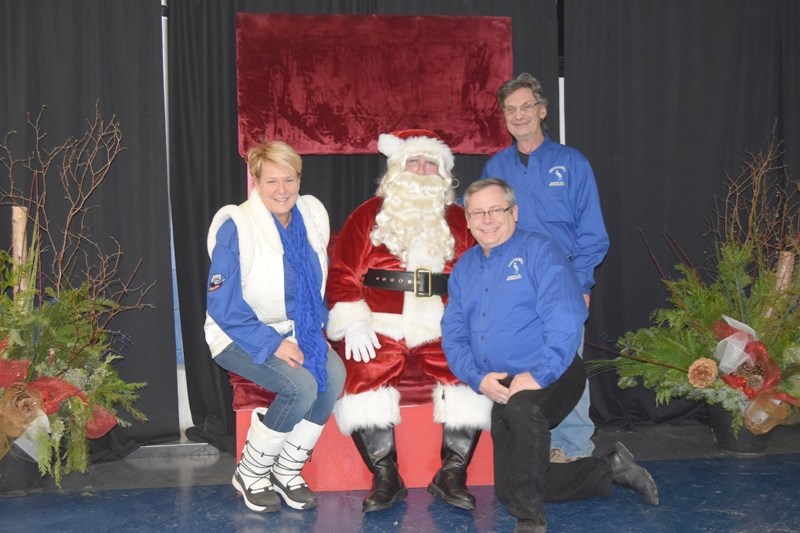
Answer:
[{"left": 377, "top": 129, "right": 454, "bottom": 175}]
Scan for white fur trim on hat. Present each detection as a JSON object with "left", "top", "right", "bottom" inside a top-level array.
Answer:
[
  {"left": 377, "top": 132, "right": 455, "bottom": 174},
  {"left": 332, "top": 387, "right": 401, "bottom": 434},
  {"left": 432, "top": 383, "right": 493, "bottom": 430}
]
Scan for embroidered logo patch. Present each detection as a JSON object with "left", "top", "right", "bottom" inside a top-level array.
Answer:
[
  {"left": 548, "top": 165, "right": 567, "bottom": 187},
  {"left": 209, "top": 273, "right": 225, "bottom": 292},
  {"left": 506, "top": 257, "right": 524, "bottom": 281}
]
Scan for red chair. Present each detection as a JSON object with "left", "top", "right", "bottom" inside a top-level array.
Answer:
[{"left": 229, "top": 371, "right": 494, "bottom": 492}]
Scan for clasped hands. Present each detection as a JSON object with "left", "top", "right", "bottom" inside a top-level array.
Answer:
[
  {"left": 479, "top": 371, "right": 541, "bottom": 404},
  {"left": 344, "top": 321, "right": 381, "bottom": 363}
]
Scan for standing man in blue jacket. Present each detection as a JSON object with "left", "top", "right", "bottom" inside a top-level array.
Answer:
[
  {"left": 478, "top": 73, "right": 609, "bottom": 463},
  {"left": 441, "top": 179, "right": 656, "bottom": 533}
]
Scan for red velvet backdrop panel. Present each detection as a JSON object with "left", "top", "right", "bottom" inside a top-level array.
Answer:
[{"left": 236, "top": 13, "right": 512, "bottom": 156}]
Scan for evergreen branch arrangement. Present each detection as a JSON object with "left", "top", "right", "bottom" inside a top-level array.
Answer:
[
  {"left": 590, "top": 140, "right": 800, "bottom": 435},
  {"left": 0, "top": 106, "right": 150, "bottom": 487}
]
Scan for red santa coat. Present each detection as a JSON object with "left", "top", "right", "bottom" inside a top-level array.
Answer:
[{"left": 326, "top": 196, "right": 475, "bottom": 405}]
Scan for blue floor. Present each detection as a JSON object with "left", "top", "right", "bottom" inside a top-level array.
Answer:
[{"left": 3, "top": 453, "right": 799, "bottom": 532}]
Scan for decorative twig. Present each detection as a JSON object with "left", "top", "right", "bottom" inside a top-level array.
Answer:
[
  {"left": 1, "top": 104, "right": 150, "bottom": 487},
  {"left": 638, "top": 227, "right": 668, "bottom": 280},
  {"left": 663, "top": 230, "right": 696, "bottom": 272}
]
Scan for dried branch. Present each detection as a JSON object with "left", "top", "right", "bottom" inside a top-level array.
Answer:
[
  {"left": 715, "top": 136, "right": 800, "bottom": 268},
  {"left": 1, "top": 103, "right": 149, "bottom": 348},
  {"left": 663, "top": 230, "right": 696, "bottom": 272},
  {"left": 638, "top": 227, "right": 668, "bottom": 280},
  {"left": 1, "top": 104, "right": 151, "bottom": 486}
]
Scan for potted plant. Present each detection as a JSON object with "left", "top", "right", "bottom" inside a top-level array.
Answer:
[
  {"left": 0, "top": 107, "right": 148, "bottom": 490},
  {"left": 590, "top": 141, "right": 800, "bottom": 444}
]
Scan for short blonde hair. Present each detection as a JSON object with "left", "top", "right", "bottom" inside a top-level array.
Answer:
[{"left": 247, "top": 140, "right": 302, "bottom": 180}]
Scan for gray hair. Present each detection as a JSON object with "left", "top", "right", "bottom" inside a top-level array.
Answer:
[
  {"left": 464, "top": 178, "right": 516, "bottom": 210},
  {"left": 497, "top": 73, "right": 549, "bottom": 133},
  {"left": 497, "top": 73, "right": 549, "bottom": 109}
]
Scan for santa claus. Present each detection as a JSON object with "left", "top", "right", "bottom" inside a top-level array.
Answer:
[{"left": 326, "top": 130, "right": 493, "bottom": 512}]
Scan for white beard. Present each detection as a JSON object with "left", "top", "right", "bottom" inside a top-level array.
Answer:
[{"left": 370, "top": 170, "right": 455, "bottom": 267}]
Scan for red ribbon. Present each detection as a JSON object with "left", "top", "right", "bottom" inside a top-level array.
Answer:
[
  {"left": 27, "top": 376, "right": 118, "bottom": 438},
  {"left": 2, "top": 359, "right": 118, "bottom": 439},
  {"left": 712, "top": 321, "right": 753, "bottom": 342},
  {"left": 720, "top": 374, "right": 755, "bottom": 398},
  {"left": 712, "top": 321, "right": 798, "bottom": 405},
  {"left": 770, "top": 392, "right": 800, "bottom": 406},
  {"left": 745, "top": 341, "right": 782, "bottom": 395},
  {"left": 0, "top": 358, "right": 30, "bottom": 387}
]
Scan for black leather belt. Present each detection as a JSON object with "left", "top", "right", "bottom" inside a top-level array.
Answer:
[{"left": 363, "top": 268, "right": 449, "bottom": 297}]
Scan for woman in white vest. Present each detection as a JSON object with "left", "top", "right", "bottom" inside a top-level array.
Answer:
[{"left": 204, "top": 140, "right": 345, "bottom": 513}]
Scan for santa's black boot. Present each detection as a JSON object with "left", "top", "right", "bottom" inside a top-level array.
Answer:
[
  {"left": 351, "top": 427, "right": 408, "bottom": 512},
  {"left": 427, "top": 425, "right": 480, "bottom": 510}
]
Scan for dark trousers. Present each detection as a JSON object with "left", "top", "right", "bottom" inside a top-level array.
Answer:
[{"left": 491, "top": 356, "right": 612, "bottom": 521}]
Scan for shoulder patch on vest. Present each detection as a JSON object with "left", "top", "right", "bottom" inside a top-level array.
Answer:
[{"left": 208, "top": 273, "right": 225, "bottom": 292}]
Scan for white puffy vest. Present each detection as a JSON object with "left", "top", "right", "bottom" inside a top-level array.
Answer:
[{"left": 204, "top": 191, "right": 329, "bottom": 357}]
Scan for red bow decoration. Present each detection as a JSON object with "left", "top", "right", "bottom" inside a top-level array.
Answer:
[
  {"left": 0, "top": 358, "right": 118, "bottom": 439},
  {"left": 712, "top": 320, "right": 788, "bottom": 401},
  {"left": 712, "top": 321, "right": 752, "bottom": 343},
  {"left": 0, "top": 358, "right": 30, "bottom": 387}
]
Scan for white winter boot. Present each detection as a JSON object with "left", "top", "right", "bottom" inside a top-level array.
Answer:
[
  {"left": 232, "top": 408, "right": 288, "bottom": 512},
  {"left": 270, "top": 418, "right": 324, "bottom": 510}
]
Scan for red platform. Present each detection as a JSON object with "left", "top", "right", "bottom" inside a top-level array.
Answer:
[{"left": 235, "top": 403, "right": 495, "bottom": 492}]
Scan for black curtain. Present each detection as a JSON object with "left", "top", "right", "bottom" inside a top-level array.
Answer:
[
  {"left": 1, "top": 1, "right": 178, "bottom": 455},
  {"left": 565, "top": 1, "right": 800, "bottom": 427},
  {"left": 169, "top": 0, "right": 558, "bottom": 446}
]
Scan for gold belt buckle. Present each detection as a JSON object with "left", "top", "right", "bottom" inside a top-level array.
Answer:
[{"left": 414, "top": 268, "right": 432, "bottom": 297}]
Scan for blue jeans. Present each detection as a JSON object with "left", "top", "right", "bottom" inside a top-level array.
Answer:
[
  {"left": 549, "top": 328, "right": 595, "bottom": 458},
  {"left": 214, "top": 343, "right": 346, "bottom": 433}
]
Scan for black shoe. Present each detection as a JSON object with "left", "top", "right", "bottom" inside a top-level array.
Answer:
[
  {"left": 352, "top": 427, "right": 408, "bottom": 512},
  {"left": 426, "top": 426, "right": 480, "bottom": 510},
  {"left": 427, "top": 470, "right": 475, "bottom": 510},
  {"left": 363, "top": 469, "right": 408, "bottom": 513},
  {"left": 270, "top": 472, "right": 317, "bottom": 510},
  {"left": 514, "top": 517, "right": 547, "bottom": 533},
  {"left": 232, "top": 471, "right": 281, "bottom": 513},
  {"left": 605, "top": 442, "right": 659, "bottom": 506}
]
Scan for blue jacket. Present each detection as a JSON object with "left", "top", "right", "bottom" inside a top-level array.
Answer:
[
  {"left": 479, "top": 137, "right": 609, "bottom": 294},
  {"left": 441, "top": 229, "right": 588, "bottom": 392}
]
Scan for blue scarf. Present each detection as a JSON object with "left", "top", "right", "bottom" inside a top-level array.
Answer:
[{"left": 276, "top": 206, "right": 328, "bottom": 391}]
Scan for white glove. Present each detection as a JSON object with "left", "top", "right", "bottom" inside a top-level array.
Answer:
[{"left": 344, "top": 321, "right": 381, "bottom": 363}]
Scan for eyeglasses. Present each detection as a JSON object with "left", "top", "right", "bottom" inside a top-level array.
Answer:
[
  {"left": 466, "top": 206, "right": 513, "bottom": 220},
  {"left": 502, "top": 101, "right": 540, "bottom": 116},
  {"left": 404, "top": 156, "right": 440, "bottom": 175}
]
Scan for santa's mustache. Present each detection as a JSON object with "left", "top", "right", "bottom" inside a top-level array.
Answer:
[{"left": 381, "top": 170, "right": 452, "bottom": 197}]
